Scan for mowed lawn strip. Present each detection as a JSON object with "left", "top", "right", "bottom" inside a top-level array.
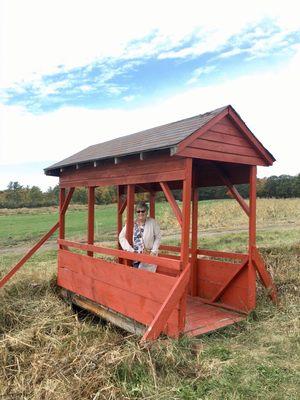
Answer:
[{"left": 0, "top": 198, "right": 299, "bottom": 249}]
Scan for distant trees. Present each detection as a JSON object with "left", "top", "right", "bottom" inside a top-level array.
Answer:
[
  {"left": 0, "top": 182, "right": 59, "bottom": 208},
  {"left": 0, "top": 174, "right": 299, "bottom": 209},
  {"left": 258, "top": 174, "right": 300, "bottom": 198}
]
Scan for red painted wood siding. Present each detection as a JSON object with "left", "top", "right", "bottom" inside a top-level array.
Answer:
[
  {"left": 197, "top": 258, "right": 251, "bottom": 312},
  {"left": 58, "top": 249, "right": 180, "bottom": 336},
  {"left": 177, "top": 116, "right": 268, "bottom": 166},
  {"left": 60, "top": 153, "right": 186, "bottom": 188}
]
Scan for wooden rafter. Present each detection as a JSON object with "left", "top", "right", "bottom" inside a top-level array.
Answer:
[{"left": 159, "top": 181, "right": 182, "bottom": 226}]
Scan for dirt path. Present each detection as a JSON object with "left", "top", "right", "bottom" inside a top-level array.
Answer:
[{"left": 1, "top": 222, "right": 298, "bottom": 256}]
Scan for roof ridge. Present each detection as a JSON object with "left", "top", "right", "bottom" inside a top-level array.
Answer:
[
  {"left": 45, "top": 104, "right": 232, "bottom": 172},
  {"left": 88, "top": 104, "right": 229, "bottom": 149}
]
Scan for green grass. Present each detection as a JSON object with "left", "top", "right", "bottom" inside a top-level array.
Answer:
[
  {"left": 0, "top": 203, "right": 118, "bottom": 247},
  {"left": 0, "top": 244, "right": 299, "bottom": 399},
  {"left": 0, "top": 198, "right": 299, "bottom": 398},
  {"left": 0, "top": 198, "right": 299, "bottom": 248}
]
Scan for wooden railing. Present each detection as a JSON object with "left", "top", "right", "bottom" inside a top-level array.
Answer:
[
  {"left": 141, "top": 263, "right": 191, "bottom": 341},
  {"left": 160, "top": 244, "right": 247, "bottom": 261},
  {"left": 57, "top": 239, "right": 182, "bottom": 272}
]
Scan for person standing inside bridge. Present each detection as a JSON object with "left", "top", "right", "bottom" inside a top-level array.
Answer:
[{"left": 119, "top": 201, "right": 161, "bottom": 272}]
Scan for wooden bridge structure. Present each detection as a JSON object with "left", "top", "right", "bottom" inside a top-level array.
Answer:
[{"left": 0, "top": 105, "right": 278, "bottom": 341}]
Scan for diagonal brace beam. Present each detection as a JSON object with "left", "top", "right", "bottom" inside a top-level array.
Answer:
[
  {"left": 159, "top": 181, "right": 183, "bottom": 226},
  {"left": 0, "top": 188, "right": 74, "bottom": 289},
  {"left": 118, "top": 198, "right": 127, "bottom": 214},
  {"left": 252, "top": 246, "right": 278, "bottom": 304},
  {"left": 211, "top": 163, "right": 250, "bottom": 216},
  {"left": 141, "top": 263, "right": 191, "bottom": 342},
  {"left": 210, "top": 258, "right": 249, "bottom": 303},
  {"left": 60, "top": 187, "right": 75, "bottom": 216}
]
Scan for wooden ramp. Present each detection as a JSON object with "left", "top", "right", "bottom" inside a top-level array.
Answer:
[{"left": 184, "top": 296, "right": 245, "bottom": 337}]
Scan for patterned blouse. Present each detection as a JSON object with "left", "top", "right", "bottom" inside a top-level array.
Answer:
[
  {"left": 133, "top": 222, "right": 145, "bottom": 254},
  {"left": 132, "top": 222, "right": 145, "bottom": 268}
]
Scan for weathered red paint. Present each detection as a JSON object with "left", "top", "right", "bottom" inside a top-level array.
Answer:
[{"left": 1, "top": 108, "right": 278, "bottom": 341}]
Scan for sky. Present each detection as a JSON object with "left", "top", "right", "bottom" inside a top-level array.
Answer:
[{"left": 0, "top": 0, "right": 299, "bottom": 191}]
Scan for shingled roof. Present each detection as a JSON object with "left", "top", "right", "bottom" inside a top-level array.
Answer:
[{"left": 45, "top": 105, "right": 230, "bottom": 174}]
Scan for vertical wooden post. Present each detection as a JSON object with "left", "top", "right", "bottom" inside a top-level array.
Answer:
[
  {"left": 117, "top": 185, "right": 125, "bottom": 263},
  {"left": 117, "top": 185, "right": 124, "bottom": 249},
  {"left": 248, "top": 165, "right": 257, "bottom": 310},
  {"left": 179, "top": 158, "right": 192, "bottom": 332},
  {"left": 191, "top": 186, "right": 198, "bottom": 296},
  {"left": 59, "top": 188, "right": 66, "bottom": 249},
  {"left": 125, "top": 184, "right": 135, "bottom": 266},
  {"left": 87, "top": 186, "right": 95, "bottom": 257},
  {"left": 149, "top": 190, "right": 156, "bottom": 218},
  {"left": 181, "top": 158, "right": 192, "bottom": 268}
]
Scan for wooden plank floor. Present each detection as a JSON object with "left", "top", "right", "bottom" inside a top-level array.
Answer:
[{"left": 184, "top": 296, "right": 245, "bottom": 337}]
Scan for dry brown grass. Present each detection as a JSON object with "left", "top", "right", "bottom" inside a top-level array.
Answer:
[
  {"left": 0, "top": 198, "right": 299, "bottom": 399},
  {"left": 0, "top": 241, "right": 299, "bottom": 399},
  {"left": 0, "top": 204, "right": 89, "bottom": 216},
  {"left": 159, "top": 198, "right": 300, "bottom": 234}
]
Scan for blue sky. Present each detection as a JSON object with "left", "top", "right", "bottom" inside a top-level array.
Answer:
[{"left": 0, "top": 0, "right": 300, "bottom": 190}]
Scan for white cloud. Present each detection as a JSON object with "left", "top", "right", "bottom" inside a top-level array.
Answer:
[
  {"left": 123, "top": 95, "right": 136, "bottom": 102},
  {"left": 1, "top": 45, "right": 299, "bottom": 190},
  {"left": 217, "top": 48, "right": 245, "bottom": 59},
  {"left": 1, "top": 0, "right": 300, "bottom": 88},
  {"left": 0, "top": 0, "right": 299, "bottom": 189},
  {"left": 187, "top": 66, "right": 217, "bottom": 85},
  {"left": 0, "top": 165, "right": 58, "bottom": 191},
  {"left": 79, "top": 85, "right": 93, "bottom": 92}
]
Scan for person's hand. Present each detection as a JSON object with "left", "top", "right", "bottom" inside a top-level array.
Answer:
[{"left": 150, "top": 250, "right": 158, "bottom": 256}]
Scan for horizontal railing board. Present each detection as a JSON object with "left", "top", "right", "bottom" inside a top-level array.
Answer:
[
  {"left": 58, "top": 249, "right": 176, "bottom": 303},
  {"left": 58, "top": 239, "right": 181, "bottom": 271},
  {"left": 160, "top": 244, "right": 248, "bottom": 261},
  {"left": 58, "top": 267, "right": 179, "bottom": 331},
  {"left": 197, "top": 259, "right": 248, "bottom": 287}
]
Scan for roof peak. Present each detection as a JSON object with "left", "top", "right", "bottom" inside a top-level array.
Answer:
[
  {"left": 85, "top": 105, "right": 230, "bottom": 151},
  {"left": 45, "top": 104, "right": 232, "bottom": 173}
]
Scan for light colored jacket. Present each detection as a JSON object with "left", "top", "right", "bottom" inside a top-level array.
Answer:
[{"left": 119, "top": 217, "right": 161, "bottom": 255}]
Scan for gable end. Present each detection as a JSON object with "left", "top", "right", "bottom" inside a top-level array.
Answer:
[{"left": 175, "top": 107, "right": 274, "bottom": 166}]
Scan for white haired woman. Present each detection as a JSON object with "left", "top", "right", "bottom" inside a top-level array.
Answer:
[{"left": 118, "top": 201, "right": 161, "bottom": 272}]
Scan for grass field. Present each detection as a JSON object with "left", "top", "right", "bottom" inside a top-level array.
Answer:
[
  {"left": 1, "top": 198, "right": 299, "bottom": 249},
  {"left": 0, "top": 198, "right": 299, "bottom": 399}
]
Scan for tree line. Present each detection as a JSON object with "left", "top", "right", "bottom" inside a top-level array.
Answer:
[{"left": 0, "top": 174, "right": 299, "bottom": 209}]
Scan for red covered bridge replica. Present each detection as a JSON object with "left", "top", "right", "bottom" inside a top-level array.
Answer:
[{"left": 1, "top": 105, "right": 278, "bottom": 341}]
